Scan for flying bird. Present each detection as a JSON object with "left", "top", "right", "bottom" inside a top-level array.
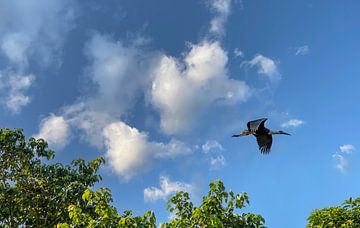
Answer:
[{"left": 232, "top": 118, "right": 290, "bottom": 154}]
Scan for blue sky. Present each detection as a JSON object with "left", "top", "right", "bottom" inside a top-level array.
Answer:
[{"left": 1, "top": 0, "right": 360, "bottom": 227}]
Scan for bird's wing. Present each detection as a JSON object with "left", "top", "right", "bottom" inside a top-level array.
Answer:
[
  {"left": 255, "top": 134, "right": 272, "bottom": 154},
  {"left": 247, "top": 118, "right": 268, "bottom": 132}
]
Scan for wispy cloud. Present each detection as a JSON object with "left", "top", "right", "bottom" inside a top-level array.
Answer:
[
  {"left": 234, "top": 48, "right": 244, "bottom": 58},
  {"left": 333, "top": 144, "right": 355, "bottom": 173},
  {"left": 202, "top": 140, "right": 224, "bottom": 153},
  {"left": 208, "top": 0, "right": 232, "bottom": 36},
  {"left": 246, "top": 54, "right": 281, "bottom": 82},
  {"left": 281, "top": 119, "right": 305, "bottom": 128},
  {"left": 332, "top": 153, "right": 348, "bottom": 173},
  {"left": 2, "top": 72, "right": 34, "bottom": 113},
  {"left": 144, "top": 176, "right": 193, "bottom": 202},
  {"left": 201, "top": 140, "right": 226, "bottom": 170},
  {"left": 84, "top": 33, "right": 158, "bottom": 117},
  {"left": 295, "top": 45, "right": 309, "bottom": 55},
  {"left": 209, "top": 155, "right": 226, "bottom": 170},
  {"left": 340, "top": 144, "right": 355, "bottom": 154},
  {"left": 0, "top": 1, "right": 77, "bottom": 113}
]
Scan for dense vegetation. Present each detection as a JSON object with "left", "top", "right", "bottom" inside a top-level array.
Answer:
[
  {"left": 0, "top": 128, "right": 359, "bottom": 227},
  {"left": 307, "top": 197, "right": 360, "bottom": 227}
]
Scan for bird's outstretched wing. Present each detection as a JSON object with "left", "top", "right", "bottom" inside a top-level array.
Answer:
[
  {"left": 247, "top": 118, "right": 267, "bottom": 133},
  {"left": 255, "top": 134, "right": 272, "bottom": 154}
]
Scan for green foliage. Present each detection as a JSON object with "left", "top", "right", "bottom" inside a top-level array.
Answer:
[
  {"left": 62, "top": 187, "right": 156, "bottom": 227},
  {"left": 0, "top": 128, "right": 154, "bottom": 227},
  {"left": 307, "top": 197, "right": 360, "bottom": 227},
  {"left": 162, "top": 179, "right": 265, "bottom": 228},
  {"left": 0, "top": 128, "right": 266, "bottom": 227}
]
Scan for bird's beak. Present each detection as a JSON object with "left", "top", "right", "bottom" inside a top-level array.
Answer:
[{"left": 283, "top": 132, "right": 291, "bottom": 135}]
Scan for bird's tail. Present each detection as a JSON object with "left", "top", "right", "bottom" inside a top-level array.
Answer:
[{"left": 232, "top": 134, "right": 241, "bottom": 137}]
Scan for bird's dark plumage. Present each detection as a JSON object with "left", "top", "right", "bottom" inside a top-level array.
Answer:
[
  {"left": 233, "top": 118, "right": 290, "bottom": 154},
  {"left": 247, "top": 118, "right": 267, "bottom": 132},
  {"left": 256, "top": 134, "right": 272, "bottom": 154}
]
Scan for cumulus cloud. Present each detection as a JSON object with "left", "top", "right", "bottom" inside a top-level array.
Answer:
[
  {"left": 33, "top": 31, "right": 202, "bottom": 179},
  {"left": 208, "top": 0, "right": 232, "bottom": 36},
  {"left": 281, "top": 119, "right": 305, "bottom": 128},
  {"left": 144, "top": 176, "right": 193, "bottom": 202},
  {"left": 209, "top": 155, "right": 226, "bottom": 170},
  {"left": 37, "top": 103, "right": 193, "bottom": 180},
  {"left": 103, "top": 121, "right": 152, "bottom": 180},
  {"left": 295, "top": 45, "right": 309, "bottom": 56},
  {"left": 102, "top": 122, "right": 193, "bottom": 179},
  {"left": 333, "top": 144, "right": 356, "bottom": 173},
  {"left": 246, "top": 54, "right": 280, "bottom": 81},
  {"left": 150, "top": 41, "right": 251, "bottom": 135},
  {"left": 202, "top": 140, "right": 224, "bottom": 153},
  {"left": 0, "top": 0, "right": 77, "bottom": 112},
  {"left": 35, "top": 114, "right": 70, "bottom": 150}
]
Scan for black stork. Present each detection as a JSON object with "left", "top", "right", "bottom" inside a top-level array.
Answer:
[{"left": 232, "top": 118, "right": 290, "bottom": 154}]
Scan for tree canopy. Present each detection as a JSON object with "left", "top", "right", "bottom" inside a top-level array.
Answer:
[
  {"left": 0, "top": 128, "right": 154, "bottom": 227},
  {"left": 0, "top": 128, "right": 265, "bottom": 227},
  {"left": 307, "top": 197, "right": 360, "bottom": 227},
  {"left": 162, "top": 179, "right": 265, "bottom": 227},
  {"left": 2, "top": 127, "right": 359, "bottom": 227}
]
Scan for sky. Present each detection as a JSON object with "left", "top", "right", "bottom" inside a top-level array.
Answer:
[{"left": 1, "top": 0, "right": 360, "bottom": 227}]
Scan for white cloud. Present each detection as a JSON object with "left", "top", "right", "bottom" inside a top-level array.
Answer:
[
  {"left": 333, "top": 153, "right": 348, "bottom": 173},
  {"left": 247, "top": 54, "right": 280, "bottom": 81},
  {"left": 154, "top": 139, "right": 192, "bottom": 158},
  {"left": 35, "top": 114, "right": 70, "bottom": 150},
  {"left": 202, "top": 140, "right": 223, "bottom": 153},
  {"left": 281, "top": 119, "right": 305, "bottom": 128},
  {"left": 210, "top": 155, "right": 226, "bottom": 170},
  {"left": 5, "top": 94, "right": 30, "bottom": 113},
  {"left": 103, "top": 121, "right": 152, "bottom": 180},
  {"left": 295, "top": 45, "right": 309, "bottom": 55},
  {"left": 33, "top": 31, "right": 201, "bottom": 180},
  {"left": 0, "top": 0, "right": 77, "bottom": 112},
  {"left": 1, "top": 34, "right": 30, "bottom": 66},
  {"left": 340, "top": 144, "right": 355, "bottom": 154},
  {"left": 0, "top": 0, "right": 76, "bottom": 66},
  {"left": 208, "top": 0, "right": 232, "bottom": 36},
  {"left": 0, "top": 72, "right": 34, "bottom": 113},
  {"left": 37, "top": 106, "right": 193, "bottom": 180},
  {"left": 333, "top": 144, "right": 355, "bottom": 173},
  {"left": 102, "top": 121, "right": 193, "bottom": 180},
  {"left": 150, "top": 41, "right": 251, "bottom": 135},
  {"left": 144, "top": 176, "right": 193, "bottom": 202},
  {"left": 84, "top": 33, "right": 158, "bottom": 117},
  {"left": 63, "top": 103, "right": 115, "bottom": 148},
  {"left": 234, "top": 48, "right": 244, "bottom": 58}
]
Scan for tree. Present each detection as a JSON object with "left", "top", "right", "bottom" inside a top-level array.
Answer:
[
  {"left": 0, "top": 128, "right": 265, "bottom": 227},
  {"left": 0, "top": 128, "right": 155, "bottom": 227},
  {"left": 162, "top": 179, "right": 265, "bottom": 227},
  {"left": 307, "top": 197, "right": 360, "bottom": 227}
]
